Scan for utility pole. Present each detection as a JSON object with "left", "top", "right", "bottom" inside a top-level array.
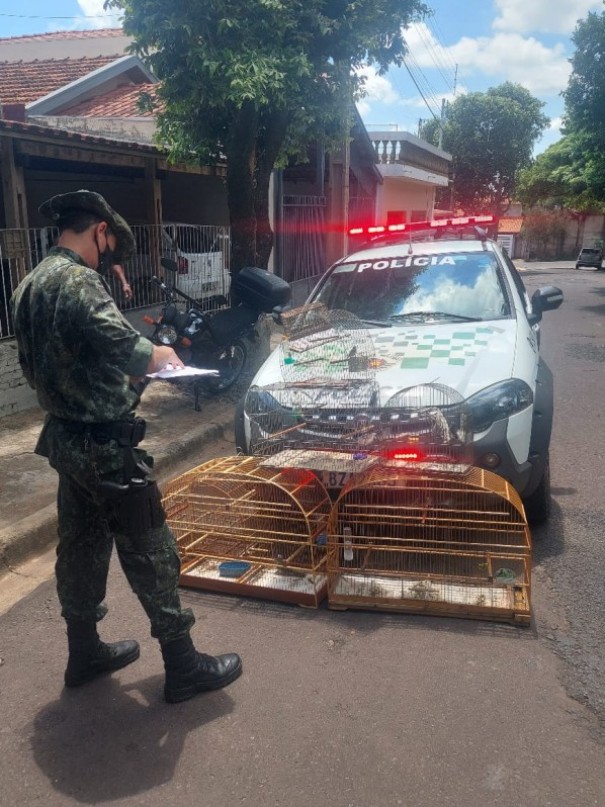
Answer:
[{"left": 438, "top": 98, "right": 446, "bottom": 150}]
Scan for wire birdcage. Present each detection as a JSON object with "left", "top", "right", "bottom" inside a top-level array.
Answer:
[
  {"left": 163, "top": 456, "right": 332, "bottom": 606},
  {"left": 246, "top": 306, "right": 384, "bottom": 471},
  {"left": 326, "top": 466, "right": 531, "bottom": 624},
  {"left": 380, "top": 383, "right": 474, "bottom": 473}
]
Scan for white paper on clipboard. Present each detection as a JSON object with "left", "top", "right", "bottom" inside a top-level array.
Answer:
[{"left": 147, "top": 366, "right": 219, "bottom": 380}]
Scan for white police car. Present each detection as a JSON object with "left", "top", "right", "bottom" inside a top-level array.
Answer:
[{"left": 236, "top": 216, "right": 563, "bottom": 526}]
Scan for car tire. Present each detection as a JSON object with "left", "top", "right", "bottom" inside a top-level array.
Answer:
[{"left": 522, "top": 454, "right": 551, "bottom": 527}]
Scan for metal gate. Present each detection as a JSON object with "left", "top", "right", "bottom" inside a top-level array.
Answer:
[{"left": 278, "top": 195, "right": 327, "bottom": 286}]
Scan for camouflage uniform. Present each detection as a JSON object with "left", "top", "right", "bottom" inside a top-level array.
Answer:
[{"left": 11, "top": 246, "right": 195, "bottom": 642}]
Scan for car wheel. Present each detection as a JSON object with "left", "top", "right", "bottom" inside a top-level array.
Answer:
[{"left": 522, "top": 455, "right": 551, "bottom": 527}]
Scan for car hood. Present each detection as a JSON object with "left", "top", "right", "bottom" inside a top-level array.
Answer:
[{"left": 250, "top": 320, "right": 519, "bottom": 405}]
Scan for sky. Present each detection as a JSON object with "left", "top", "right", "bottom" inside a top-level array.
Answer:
[{"left": 0, "top": 0, "right": 603, "bottom": 154}]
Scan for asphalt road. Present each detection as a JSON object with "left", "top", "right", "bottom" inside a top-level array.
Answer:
[
  {"left": 1, "top": 262, "right": 605, "bottom": 806},
  {"left": 520, "top": 261, "right": 605, "bottom": 729}
]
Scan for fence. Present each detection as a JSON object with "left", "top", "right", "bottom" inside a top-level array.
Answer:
[
  {"left": 0, "top": 223, "right": 231, "bottom": 341},
  {"left": 279, "top": 195, "right": 327, "bottom": 285}
]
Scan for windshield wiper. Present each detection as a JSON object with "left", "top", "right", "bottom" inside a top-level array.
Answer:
[
  {"left": 389, "top": 311, "right": 483, "bottom": 323},
  {"left": 361, "top": 318, "right": 392, "bottom": 327}
]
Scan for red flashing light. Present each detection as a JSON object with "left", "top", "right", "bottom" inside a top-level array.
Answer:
[
  {"left": 348, "top": 214, "right": 496, "bottom": 238},
  {"left": 383, "top": 446, "right": 425, "bottom": 462}
]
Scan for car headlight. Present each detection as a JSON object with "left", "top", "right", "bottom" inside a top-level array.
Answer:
[
  {"left": 467, "top": 379, "right": 533, "bottom": 434},
  {"left": 245, "top": 388, "right": 296, "bottom": 437}
]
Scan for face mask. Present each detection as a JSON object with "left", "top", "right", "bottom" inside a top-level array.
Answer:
[{"left": 96, "top": 233, "right": 116, "bottom": 276}]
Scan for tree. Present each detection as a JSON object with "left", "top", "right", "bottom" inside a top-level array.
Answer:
[
  {"left": 558, "top": 8, "right": 605, "bottom": 212},
  {"left": 421, "top": 83, "right": 548, "bottom": 215},
  {"left": 517, "top": 133, "right": 605, "bottom": 213},
  {"left": 564, "top": 10, "right": 605, "bottom": 144},
  {"left": 107, "top": 0, "right": 428, "bottom": 272},
  {"left": 521, "top": 209, "right": 568, "bottom": 260}
]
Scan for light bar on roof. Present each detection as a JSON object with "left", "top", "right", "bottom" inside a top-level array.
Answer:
[{"left": 348, "top": 214, "right": 496, "bottom": 238}]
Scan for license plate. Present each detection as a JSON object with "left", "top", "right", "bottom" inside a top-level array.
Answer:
[{"left": 317, "top": 470, "right": 351, "bottom": 488}]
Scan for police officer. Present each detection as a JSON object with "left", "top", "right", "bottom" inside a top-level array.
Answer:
[{"left": 11, "top": 190, "right": 242, "bottom": 703}]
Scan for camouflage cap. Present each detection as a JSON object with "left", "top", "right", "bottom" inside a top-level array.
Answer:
[{"left": 39, "top": 189, "right": 136, "bottom": 262}]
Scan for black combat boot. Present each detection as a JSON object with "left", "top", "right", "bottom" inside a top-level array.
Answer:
[
  {"left": 161, "top": 634, "right": 242, "bottom": 704},
  {"left": 64, "top": 619, "right": 140, "bottom": 688}
]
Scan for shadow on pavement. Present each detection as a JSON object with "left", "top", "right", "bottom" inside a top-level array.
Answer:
[
  {"left": 531, "top": 499, "right": 565, "bottom": 566},
  {"left": 30, "top": 674, "right": 234, "bottom": 804},
  {"left": 178, "top": 585, "right": 536, "bottom": 642}
]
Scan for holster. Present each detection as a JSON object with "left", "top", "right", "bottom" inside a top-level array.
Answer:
[{"left": 105, "top": 478, "right": 167, "bottom": 542}]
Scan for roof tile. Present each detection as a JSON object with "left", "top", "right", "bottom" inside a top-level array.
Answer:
[
  {"left": 0, "top": 56, "right": 116, "bottom": 105},
  {"left": 498, "top": 216, "right": 524, "bottom": 235},
  {"left": 62, "top": 83, "right": 159, "bottom": 117},
  {"left": 1, "top": 28, "right": 124, "bottom": 44}
]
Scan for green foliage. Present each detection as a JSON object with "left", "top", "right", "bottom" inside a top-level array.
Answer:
[
  {"left": 517, "top": 133, "right": 605, "bottom": 213},
  {"left": 521, "top": 209, "right": 568, "bottom": 259},
  {"left": 106, "top": 0, "right": 429, "bottom": 269},
  {"left": 427, "top": 83, "right": 548, "bottom": 215},
  {"left": 564, "top": 11, "right": 605, "bottom": 142}
]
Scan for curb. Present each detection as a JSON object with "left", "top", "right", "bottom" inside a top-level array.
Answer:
[{"left": 0, "top": 413, "right": 232, "bottom": 575}]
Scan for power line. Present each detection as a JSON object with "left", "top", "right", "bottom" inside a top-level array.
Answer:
[
  {"left": 414, "top": 24, "right": 456, "bottom": 92},
  {"left": 406, "top": 52, "right": 443, "bottom": 110},
  {"left": 426, "top": 15, "right": 459, "bottom": 76},
  {"left": 401, "top": 58, "right": 442, "bottom": 125}
]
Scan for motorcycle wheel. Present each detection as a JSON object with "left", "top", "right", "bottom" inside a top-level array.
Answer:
[{"left": 206, "top": 339, "right": 247, "bottom": 393}]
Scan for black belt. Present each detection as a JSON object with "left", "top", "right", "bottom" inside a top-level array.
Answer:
[{"left": 56, "top": 417, "right": 147, "bottom": 447}]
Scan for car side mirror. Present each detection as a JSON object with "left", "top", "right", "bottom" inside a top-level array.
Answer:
[{"left": 529, "top": 286, "right": 563, "bottom": 324}]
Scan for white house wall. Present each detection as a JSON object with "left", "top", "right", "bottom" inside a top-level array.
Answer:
[
  {"left": 377, "top": 178, "right": 437, "bottom": 223},
  {"left": 29, "top": 116, "right": 156, "bottom": 145}
]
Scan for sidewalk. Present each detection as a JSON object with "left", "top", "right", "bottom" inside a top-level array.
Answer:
[{"left": 0, "top": 380, "right": 237, "bottom": 574}]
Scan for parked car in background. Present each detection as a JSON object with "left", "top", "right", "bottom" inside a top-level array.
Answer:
[
  {"left": 126, "top": 222, "right": 230, "bottom": 307},
  {"left": 575, "top": 247, "right": 603, "bottom": 270},
  {"left": 162, "top": 222, "right": 230, "bottom": 300}
]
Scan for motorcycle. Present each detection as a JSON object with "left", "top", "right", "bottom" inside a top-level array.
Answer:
[{"left": 143, "top": 259, "right": 291, "bottom": 408}]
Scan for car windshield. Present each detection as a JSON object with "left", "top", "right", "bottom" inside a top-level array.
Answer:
[{"left": 313, "top": 251, "right": 512, "bottom": 324}]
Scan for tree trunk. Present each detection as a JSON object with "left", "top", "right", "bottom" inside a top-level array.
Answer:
[
  {"left": 226, "top": 102, "right": 259, "bottom": 275},
  {"left": 253, "top": 110, "right": 290, "bottom": 269}
]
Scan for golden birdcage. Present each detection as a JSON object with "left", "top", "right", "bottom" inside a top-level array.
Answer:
[
  {"left": 326, "top": 465, "right": 531, "bottom": 624},
  {"left": 163, "top": 455, "right": 332, "bottom": 607}
]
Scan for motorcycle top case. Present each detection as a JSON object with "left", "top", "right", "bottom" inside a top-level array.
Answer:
[{"left": 231, "top": 267, "right": 291, "bottom": 313}]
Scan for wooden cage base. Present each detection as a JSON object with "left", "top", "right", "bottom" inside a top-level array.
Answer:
[
  {"left": 328, "top": 573, "right": 530, "bottom": 625},
  {"left": 180, "top": 556, "right": 328, "bottom": 608}
]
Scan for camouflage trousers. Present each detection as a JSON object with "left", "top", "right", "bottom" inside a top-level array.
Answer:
[{"left": 37, "top": 416, "right": 195, "bottom": 642}]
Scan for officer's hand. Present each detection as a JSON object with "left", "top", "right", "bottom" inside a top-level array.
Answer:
[{"left": 147, "top": 346, "right": 185, "bottom": 374}]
